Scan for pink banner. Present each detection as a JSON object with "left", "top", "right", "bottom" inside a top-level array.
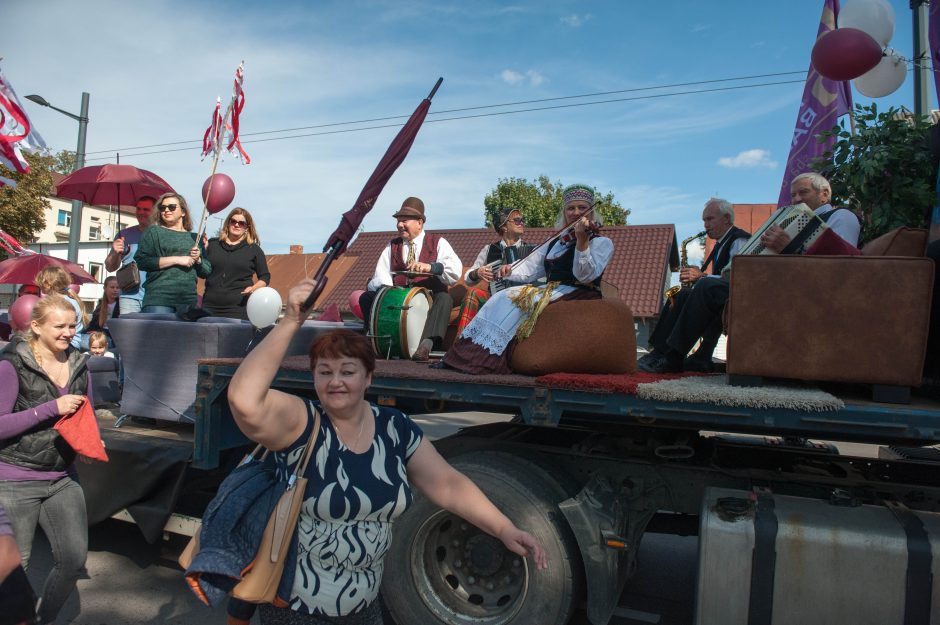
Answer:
[{"left": 777, "top": 0, "right": 853, "bottom": 206}]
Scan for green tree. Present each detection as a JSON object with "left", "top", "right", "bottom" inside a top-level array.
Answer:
[
  {"left": 815, "top": 104, "right": 936, "bottom": 243},
  {"left": 483, "top": 175, "right": 629, "bottom": 229},
  {"left": 0, "top": 150, "right": 75, "bottom": 258}
]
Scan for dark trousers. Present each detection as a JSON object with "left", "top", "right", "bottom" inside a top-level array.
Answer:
[
  {"left": 665, "top": 278, "right": 730, "bottom": 358},
  {"left": 650, "top": 287, "right": 723, "bottom": 359},
  {"left": 360, "top": 289, "right": 453, "bottom": 349}
]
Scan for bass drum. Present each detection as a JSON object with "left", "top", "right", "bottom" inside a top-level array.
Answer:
[{"left": 369, "top": 286, "right": 431, "bottom": 359}]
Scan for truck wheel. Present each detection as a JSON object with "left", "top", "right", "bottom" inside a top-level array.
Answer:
[{"left": 383, "top": 452, "right": 582, "bottom": 625}]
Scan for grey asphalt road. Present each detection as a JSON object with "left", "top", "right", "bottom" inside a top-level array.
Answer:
[{"left": 26, "top": 412, "right": 701, "bottom": 625}]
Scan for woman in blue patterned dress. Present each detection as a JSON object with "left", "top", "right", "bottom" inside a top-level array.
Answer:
[{"left": 228, "top": 279, "right": 547, "bottom": 624}]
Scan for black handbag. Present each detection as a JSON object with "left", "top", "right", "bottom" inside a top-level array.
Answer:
[{"left": 115, "top": 262, "right": 140, "bottom": 293}]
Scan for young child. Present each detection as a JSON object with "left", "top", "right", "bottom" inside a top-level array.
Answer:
[{"left": 87, "top": 331, "right": 114, "bottom": 358}]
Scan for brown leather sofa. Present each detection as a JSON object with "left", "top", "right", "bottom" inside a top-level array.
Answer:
[{"left": 726, "top": 229, "right": 934, "bottom": 403}]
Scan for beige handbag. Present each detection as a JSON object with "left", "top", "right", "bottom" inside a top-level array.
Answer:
[{"left": 181, "top": 407, "right": 320, "bottom": 604}]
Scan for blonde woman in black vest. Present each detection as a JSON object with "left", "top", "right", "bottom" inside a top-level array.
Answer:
[
  {"left": 0, "top": 295, "right": 91, "bottom": 624},
  {"left": 358, "top": 197, "right": 463, "bottom": 362}
]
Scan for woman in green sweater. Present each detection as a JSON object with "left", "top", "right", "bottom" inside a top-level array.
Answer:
[{"left": 135, "top": 193, "right": 212, "bottom": 313}]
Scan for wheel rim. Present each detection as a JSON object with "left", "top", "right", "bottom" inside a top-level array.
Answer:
[{"left": 410, "top": 509, "right": 528, "bottom": 624}]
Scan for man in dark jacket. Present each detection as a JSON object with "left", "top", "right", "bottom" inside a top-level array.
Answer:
[{"left": 640, "top": 197, "right": 750, "bottom": 373}]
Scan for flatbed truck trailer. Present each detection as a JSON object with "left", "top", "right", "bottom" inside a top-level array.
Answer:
[{"left": 194, "top": 356, "right": 940, "bottom": 625}]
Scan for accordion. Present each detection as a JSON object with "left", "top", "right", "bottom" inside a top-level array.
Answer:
[{"left": 722, "top": 203, "right": 828, "bottom": 277}]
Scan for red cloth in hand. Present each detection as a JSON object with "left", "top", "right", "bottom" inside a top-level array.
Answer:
[{"left": 54, "top": 398, "right": 108, "bottom": 462}]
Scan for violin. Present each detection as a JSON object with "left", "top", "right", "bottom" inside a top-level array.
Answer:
[{"left": 557, "top": 218, "right": 602, "bottom": 246}]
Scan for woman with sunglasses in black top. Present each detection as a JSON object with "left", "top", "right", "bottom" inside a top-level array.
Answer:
[{"left": 202, "top": 207, "right": 270, "bottom": 320}]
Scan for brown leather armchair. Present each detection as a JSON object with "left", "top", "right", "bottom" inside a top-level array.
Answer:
[{"left": 726, "top": 230, "right": 934, "bottom": 403}]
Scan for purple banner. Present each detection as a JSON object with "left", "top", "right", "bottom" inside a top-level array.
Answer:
[
  {"left": 777, "top": 0, "right": 853, "bottom": 207},
  {"left": 930, "top": 1, "right": 940, "bottom": 111}
]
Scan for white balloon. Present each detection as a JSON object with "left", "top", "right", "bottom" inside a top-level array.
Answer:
[
  {"left": 840, "top": 0, "right": 896, "bottom": 47},
  {"left": 854, "top": 48, "right": 907, "bottom": 98},
  {"left": 246, "top": 287, "right": 283, "bottom": 328}
]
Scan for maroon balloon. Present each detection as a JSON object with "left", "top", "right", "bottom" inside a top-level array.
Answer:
[
  {"left": 9, "top": 294, "right": 40, "bottom": 332},
  {"left": 811, "top": 28, "right": 883, "bottom": 81},
  {"left": 201, "top": 173, "right": 236, "bottom": 215}
]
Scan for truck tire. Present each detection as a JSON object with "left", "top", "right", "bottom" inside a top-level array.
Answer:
[{"left": 383, "top": 452, "right": 583, "bottom": 625}]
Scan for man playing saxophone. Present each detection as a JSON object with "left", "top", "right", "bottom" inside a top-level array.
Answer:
[{"left": 639, "top": 197, "right": 750, "bottom": 373}]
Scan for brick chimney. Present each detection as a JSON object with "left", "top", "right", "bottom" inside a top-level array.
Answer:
[{"left": 290, "top": 245, "right": 304, "bottom": 255}]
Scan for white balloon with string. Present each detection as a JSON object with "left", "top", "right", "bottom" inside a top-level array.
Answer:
[
  {"left": 854, "top": 48, "right": 907, "bottom": 98},
  {"left": 246, "top": 287, "right": 283, "bottom": 328},
  {"left": 839, "top": 0, "right": 896, "bottom": 47}
]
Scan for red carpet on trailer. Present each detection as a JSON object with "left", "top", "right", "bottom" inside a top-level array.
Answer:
[{"left": 534, "top": 371, "right": 710, "bottom": 395}]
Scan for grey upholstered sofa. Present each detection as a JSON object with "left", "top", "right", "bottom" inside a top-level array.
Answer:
[{"left": 109, "top": 314, "right": 354, "bottom": 422}]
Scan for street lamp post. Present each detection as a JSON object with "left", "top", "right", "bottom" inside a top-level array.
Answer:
[{"left": 25, "top": 92, "right": 90, "bottom": 264}]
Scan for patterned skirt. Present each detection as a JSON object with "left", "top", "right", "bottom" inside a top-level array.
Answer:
[{"left": 455, "top": 286, "right": 491, "bottom": 336}]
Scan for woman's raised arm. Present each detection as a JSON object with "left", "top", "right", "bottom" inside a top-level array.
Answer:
[{"left": 228, "top": 280, "right": 315, "bottom": 450}]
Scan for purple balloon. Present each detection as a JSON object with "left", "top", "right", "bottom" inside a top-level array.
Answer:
[
  {"left": 10, "top": 294, "right": 40, "bottom": 331},
  {"left": 201, "top": 173, "right": 236, "bottom": 215},
  {"left": 811, "top": 28, "right": 883, "bottom": 81}
]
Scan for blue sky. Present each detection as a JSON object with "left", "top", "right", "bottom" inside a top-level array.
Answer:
[{"left": 4, "top": 0, "right": 928, "bottom": 258}]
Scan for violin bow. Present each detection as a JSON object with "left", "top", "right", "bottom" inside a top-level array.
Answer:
[{"left": 503, "top": 202, "right": 599, "bottom": 275}]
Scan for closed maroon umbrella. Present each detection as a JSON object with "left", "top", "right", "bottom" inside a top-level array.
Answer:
[
  {"left": 55, "top": 164, "right": 175, "bottom": 207},
  {"left": 0, "top": 253, "right": 96, "bottom": 285}
]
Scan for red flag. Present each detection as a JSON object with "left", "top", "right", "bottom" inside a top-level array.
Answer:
[
  {"left": 201, "top": 62, "right": 250, "bottom": 164},
  {"left": 0, "top": 65, "right": 47, "bottom": 188},
  {"left": 324, "top": 79, "right": 441, "bottom": 255}
]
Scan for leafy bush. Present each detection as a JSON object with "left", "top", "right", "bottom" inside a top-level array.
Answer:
[{"left": 815, "top": 103, "right": 937, "bottom": 244}]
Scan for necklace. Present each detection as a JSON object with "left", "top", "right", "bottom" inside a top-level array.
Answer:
[{"left": 333, "top": 404, "right": 367, "bottom": 450}]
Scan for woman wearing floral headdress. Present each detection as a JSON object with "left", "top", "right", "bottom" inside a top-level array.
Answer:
[{"left": 441, "top": 184, "right": 614, "bottom": 374}]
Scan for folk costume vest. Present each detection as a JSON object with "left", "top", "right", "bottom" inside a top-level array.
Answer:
[
  {"left": 0, "top": 338, "right": 88, "bottom": 472},
  {"left": 390, "top": 234, "right": 447, "bottom": 294},
  {"left": 484, "top": 241, "right": 536, "bottom": 266},
  {"left": 703, "top": 226, "right": 750, "bottom": 276},
  {"left": 544, "top": 239, "right": 603, "bottom": 288}
]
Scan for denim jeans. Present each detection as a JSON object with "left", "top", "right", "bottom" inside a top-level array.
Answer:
[
  {"left": 119, "top": 296, "right": 142, "bottom": 314},
  {"left": 0, "top": 476, "right": 88, "bottom": 624}
]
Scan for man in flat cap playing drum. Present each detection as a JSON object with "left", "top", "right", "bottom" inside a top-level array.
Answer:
[{"left": 358, "top": 197, "right": 463, "bottom": 362}]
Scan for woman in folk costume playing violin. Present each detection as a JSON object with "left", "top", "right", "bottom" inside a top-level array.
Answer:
[{"left": 441, "top": 184, "right": 614, "bottom": 375}]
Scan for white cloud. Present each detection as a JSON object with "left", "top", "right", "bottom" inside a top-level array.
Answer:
[
  {"left": 717, "top": 149, "right": 778, "bottom": 169},
  {"left": 526, "top": 70, "right": 546, "bottom": 87},
  {"left": 561, "top": 14, "right": 592, "bottom": 27},
  {"left": 500, "top": 69, "right": 525, "bottom": 85},
  {"left": 690, "top": 23, "right": 711, "bottom": 33},
  {"left": 500, "top": 69, "right": 546, "bottom": 87}
]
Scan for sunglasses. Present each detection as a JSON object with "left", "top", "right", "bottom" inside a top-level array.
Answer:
[
  {"left": 229, "top": 219, "right": 248, "bottom": 228},
  {"left": 510, "top": 217, "right": 525, "bottom": 225},
  {"left": 159, "top": 203, "right": 179, "bottom": 212}
]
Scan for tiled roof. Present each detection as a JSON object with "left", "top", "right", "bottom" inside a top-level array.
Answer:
[
  {"left": 317, "top": 225, "right": 678, "bottom": 319},
  {"left": 265, "top": 252, "right": 359, "bottom": 309}
]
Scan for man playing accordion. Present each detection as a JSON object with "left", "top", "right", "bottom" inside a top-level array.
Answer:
[{"left": 639, "top": 172, "right": 860, "bottom": 374}]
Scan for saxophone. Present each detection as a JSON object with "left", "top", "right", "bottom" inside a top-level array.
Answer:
[{"left": 663, "top": 230, "right": 707, "bottom": 303}]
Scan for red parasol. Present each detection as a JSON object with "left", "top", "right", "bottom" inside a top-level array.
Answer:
[
  {"left": 0, "top": 253, "right": 96, "bottom": 285},
  {"left": 55, "top": 164, "right": 175, "bottom": 207},
  {"left": 302, "top": 78, "right": 442, "bottom": 311}
]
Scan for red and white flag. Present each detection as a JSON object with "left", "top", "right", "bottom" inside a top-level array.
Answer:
[
  {"left": 201, "top": 61, "right": 250, "bottom": 164},
  {"left": 0, "top": 65, "right": 47, "bottom": 188}
]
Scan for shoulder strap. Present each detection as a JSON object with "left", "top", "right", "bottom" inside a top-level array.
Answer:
[{"left": 290, "top": 402, "right": 321, "bottom": 483}]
